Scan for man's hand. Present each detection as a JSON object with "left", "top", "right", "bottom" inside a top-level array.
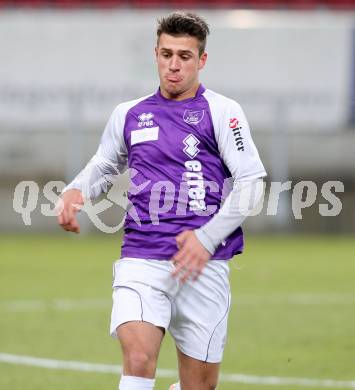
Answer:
[
  {"left": 56, "top": 189, "right": 84, "bottom": 233},
  {"left": 172, "top": 230, "right": 211, "bottom": 283}
]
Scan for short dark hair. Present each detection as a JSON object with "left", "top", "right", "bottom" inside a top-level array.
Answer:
[{"left": 157, "top": 12, "right": 210, "bottom": 56}]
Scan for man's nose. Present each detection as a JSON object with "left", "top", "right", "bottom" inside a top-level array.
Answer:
[{"left": 169, "top": 55, "right": 181, "bottom": 71}]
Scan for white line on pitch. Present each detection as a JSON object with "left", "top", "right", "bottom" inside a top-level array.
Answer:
[
  {"left": 1, "top": 353, "right": 355, "bottom": 388},
  {"left": 0, "top": 298, "right": 110, "bottom": 312},
  {"left": 1, "top": 294, "right": 355, "bottom": 312},
  {"left": 234, "top": 293, "right": 355, "bottom": 306}
]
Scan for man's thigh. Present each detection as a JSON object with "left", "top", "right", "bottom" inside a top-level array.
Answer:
[
  {"left": 110, "top": 257, "right": 177, "bottom": 339},
  {"left": 169, "top": 260, "right": 231, "bottom": 364},
  {"left": 110, "top": 258, "right": 177, "bottom": 377}
]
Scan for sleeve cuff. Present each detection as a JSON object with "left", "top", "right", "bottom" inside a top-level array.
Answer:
[
  {"left": 61, "top": 181, "right": 91, "bottom": 199},
  {"left": 194, "top": 228, "right": 217, "bottom": 256}
]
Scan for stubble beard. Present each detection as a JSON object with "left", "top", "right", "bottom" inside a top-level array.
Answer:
[{"left": 163, "top": 82, "right": 185, "bottom": 99}]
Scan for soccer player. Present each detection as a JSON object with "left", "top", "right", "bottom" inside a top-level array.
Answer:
[{"left": 57, "top": 12, "right": 266, "bottom": 390}]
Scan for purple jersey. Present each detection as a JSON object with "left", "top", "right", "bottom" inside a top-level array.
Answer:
[{"left": 65, "top": 84, "right": 266, "bottom": 260}]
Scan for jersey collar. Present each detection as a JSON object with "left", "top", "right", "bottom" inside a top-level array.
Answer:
[{"left": 155, "top": 84, "right": 206, "bottom": 105}]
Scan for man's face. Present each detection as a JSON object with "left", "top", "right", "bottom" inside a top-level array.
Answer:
[{"left": 155, "top": 33, "right": 207, "bottom": 100}]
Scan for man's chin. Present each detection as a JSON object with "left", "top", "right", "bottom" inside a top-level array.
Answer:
[{"left": 169, "top": 81, "right": 188, "bottom": 94}]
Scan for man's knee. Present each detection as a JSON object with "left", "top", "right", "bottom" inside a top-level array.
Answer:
[
  {"left": 124, "top": 350, "right": 156, "bottom": 377},
  {"left": 200, "top": 380, "right": 217, "bottom": 390},
  {"left": 200, "top": 377, "right": 217, "bottom": 390},
  {"left": 180, "top": 378, "right": 217, "bottom": 390},
  {"left": 117, "top": 321, "right": 163, "bottom": 377}
]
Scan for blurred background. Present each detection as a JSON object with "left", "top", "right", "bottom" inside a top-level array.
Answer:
[
  {"left": 1, "top": 0, "right": 354, "bottom": 234},
  {"left": 1, "top": 2, "right": 355, "bottom": 390}
]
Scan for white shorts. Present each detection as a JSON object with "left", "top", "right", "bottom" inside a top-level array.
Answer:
[{"left": 110, "top": 257, "right": 231, "bottom": 363}]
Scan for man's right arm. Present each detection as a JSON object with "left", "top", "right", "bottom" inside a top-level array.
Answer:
[{"left": 57, "top": 105, "right": 128, "bottom": 233}]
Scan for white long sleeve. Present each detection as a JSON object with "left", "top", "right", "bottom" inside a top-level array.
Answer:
[
  {"left": 196, "top": 90, "right": 267, "bottom": 254},
  {"left": 195, "top": 179, "right": 264, "bottom": 254},
  {"left": 62, "top": 96, "right": 150, "bottom": 199}
]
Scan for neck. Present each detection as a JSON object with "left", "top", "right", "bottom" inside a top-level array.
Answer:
[{"left": 160, "top": 82, "right": 200, "bottom": 101}]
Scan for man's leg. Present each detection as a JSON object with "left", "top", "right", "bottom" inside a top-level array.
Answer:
[
  {"left": 117, "top": 321, "right": 164, "bottom": 377},
  {"left": 176, "top": 348, "right": 219, "bottom": 390},
  {"left": 117, "top": 321, "right": 164, "bottom": 389},
  {"left": 111, "top": 258, "right": 176, "bottom": 388},
  {"left": 168, "top": 260, "right": 231, "bottom": 390}
]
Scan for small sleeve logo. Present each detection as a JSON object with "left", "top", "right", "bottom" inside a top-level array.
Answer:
[
  {"left": 229, "top": 117, "right": 244, "bottom": 151},
  {"left": 229, "top": 117, "right": 239, "bottom": 129}
]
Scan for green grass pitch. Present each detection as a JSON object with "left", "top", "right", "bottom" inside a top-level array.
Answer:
[{"left": 0, "top": 234, "right": 354, "bottom": 390}]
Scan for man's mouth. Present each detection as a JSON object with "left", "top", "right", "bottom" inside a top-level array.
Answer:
[{"left": 166, "top": 76, "right": 182, "bottom": 83}]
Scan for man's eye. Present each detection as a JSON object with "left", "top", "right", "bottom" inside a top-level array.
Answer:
[
  {"left": 162, "top": 53, "right": 170, "bottom": 58},
  {"left": 181, "top": 56, "right": 190, "bottom": 60}
]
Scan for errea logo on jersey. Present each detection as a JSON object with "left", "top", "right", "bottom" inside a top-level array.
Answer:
[
  {"left": 229, "top": 117, "right": 245, "bottom": 151},
  {"left": 183, "top": 134, "right": 200, "bottom": 159},
  {"left": 182, "top": 135, "right": 206, "bottom": 211},
  {"left": 138, "top": 112, "right": 154, "bottom": 127}
]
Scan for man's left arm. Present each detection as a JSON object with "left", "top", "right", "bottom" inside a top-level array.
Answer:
[{"left": 173, "top": 100, "right": 266, "bottom": 281}]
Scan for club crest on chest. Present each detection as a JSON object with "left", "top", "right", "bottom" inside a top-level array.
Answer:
[{"left": 183, "top": 109, "right": 205, "bottom": 125}]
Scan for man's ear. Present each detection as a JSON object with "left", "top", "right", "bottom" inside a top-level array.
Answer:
[
  {"left": 155, "top": 46, "right": 158, "bottom": 61},
  {"left": 198, "top": 52, "right": 208, "bottom": 70}
]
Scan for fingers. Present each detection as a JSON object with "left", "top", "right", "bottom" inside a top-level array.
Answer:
[
  {"left": 55, "top": 198, "right": 64, "bottom": 225},
  {"left": 57, "top": 204, "right": 74, "bottom": 228},
  {"left": 173, "top": 230, "right": 210, "bottom": 283},
  {"left": 172, "top": 246, "right": 203, "bottom": 283},
  {"left": 175, "top": 230, "right": 189, "bottom": 249},
  {"left": 60, "top": 206, "right": 69, "bottom": 226},
  {"left": 172, "top": 244, "right": 190, "bottom": 275},
  {"left": 173, "top": 242, "right": 189, "bottom": 263},
  {"left": 66, "top": 202, "right": 83, "bottom": 224},
  {"left": 56, "top": 191, "right": 83, "bottom": 233},
  {"left": 180, "top": 263, "right": 201, "bottom": 284},
  {"left": 58, "top": 201, "right": 81, "bottom": 225},
  {"left": 57, "top": 213, "right": 63, "bottom": 226},
  {"left": 172, "top": 255, "right": 189, "bottom": 278},
  {"left": 173, "top": 261, "right": 192, "bottom": 283},
  {"left": 61, "top": 217, "right": 80, "bottom": 233},
  {"left": 66, "top": 202, "right": 75, "bottom": 224},
  {"left": 192, "top": 267, "right": 202, "bottom": 281},
  {"left": 172, "top": 256, "right": 203, "bottom": 283}
]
